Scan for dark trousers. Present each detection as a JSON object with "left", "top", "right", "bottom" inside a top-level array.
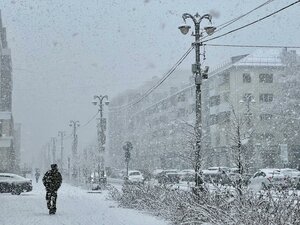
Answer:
[{"left": 46, "top": 191, "right": 57, "bottom": 210}]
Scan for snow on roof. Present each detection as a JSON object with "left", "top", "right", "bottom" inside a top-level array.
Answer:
[{"left": 233, "top": 48, "right": 284, "bottom": 67}]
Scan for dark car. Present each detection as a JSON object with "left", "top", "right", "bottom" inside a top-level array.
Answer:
[
  {"left": 157, "top": 171, "right": 180, "bottom": 184},
  {"left": 0, "top": 173, "right": 33, "bottom": 195}
]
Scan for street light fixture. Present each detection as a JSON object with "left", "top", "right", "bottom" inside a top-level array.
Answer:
[
  {"left": 93, "top": 95, "right": 109, "bottom": 188},
  {"left": 179, "top": 12, "right": 216, "bottom": 188},
  {"left": 69, "top": 120, "right": 80, "bottom": 181},
  {"left": 239, "top": 96, "right": 256, "bottom": 173}
]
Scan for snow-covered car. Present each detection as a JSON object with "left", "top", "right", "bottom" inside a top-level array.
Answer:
[
  {"left": 248, "top": 169, "right": 285, "bottom": 191},
  {"left": 127, "top": 170, "right": 144, "bottom": 184},
  {"left": 157, "top": 170, "right": 180, "bottom": 184},
  {"left": 178, "top": 169, "right": 195, "bottom": 177},
  {"left": 279, "top": 168, "right": 300, "bottom": 189},
  {"left": 202, "top": 167, "right": 231, "bottom": 185},
  {"left": 0, "top": 173, "right": 32, "bottom": 195}
]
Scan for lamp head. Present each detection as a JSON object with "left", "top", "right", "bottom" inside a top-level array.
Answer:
[
  {"left": 105, "top": 100, "right": 110, "bottom": 106},
  {"left": 92, "top": 101, "right": 97, "bottom": 105},
  {"left": 178, "top": 24, "right": 191, "bottom": 35},
  {"left": 204, "top": 26, "right": 216, "bottom": 36},
  {"left": 203, "top": 66, "right": 209, "bottom": 73}
]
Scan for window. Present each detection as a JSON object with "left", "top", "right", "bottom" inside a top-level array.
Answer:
[
  {"left": 177, "top": 108, "right": 185, "bottom": 117},
  {"left": 260, "top": 94, "right": 273, "bottom": 102},
  {"left": 210, "top": 114, "right": 218, "bottom": 125},
  {"left": 177, "top": 92, "right": 185, "bottom": 102},
  {"left": 260, "top": 114, "right": 273, "bottom": 120},
  {"left": 243, "top": 93, "right": 253, "bottom": 102},
  {"left": 220, "top": 72, "right": 230, "bottom": 85},
  {"left": 223, "top": 92, "right": 230, "bottom": 102},
  {"left": 243, "top": 73, "right": 251, "bottom": 83},
  {"left": 218, "top": 111, "right": 230, "bottom": 123},
  {"left": 257, "top": 133, "right": 274, "bottom": 141},
  {"left": 259, "top": 73, "right": 273, "bottom": 83},
  {"left": 209, "top": 95, "right": 220, "bottom": 107}
]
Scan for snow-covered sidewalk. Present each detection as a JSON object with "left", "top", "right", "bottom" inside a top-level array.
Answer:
[{"left": 0, "top": 181, "right": 168, "bottom": 225}]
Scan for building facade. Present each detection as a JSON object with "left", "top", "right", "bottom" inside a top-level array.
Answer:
[
  {"left": 108, "top": 48, "right": 300, "bottom": 172},
  {"left": 0, "top": 11, "right": 18, "bottom": 173}
]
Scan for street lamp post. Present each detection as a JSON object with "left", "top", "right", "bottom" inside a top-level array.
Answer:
[
  {"left": 92, "top": 95, "right": 109, "bottom": 186},
  {"left": 239, "top": 96, "right": 256, "bottom": 172},
  {"left": 179, "top": 13, "right": 216, "bottom": 187},
  {"left": 69, "top": 120, "right": 80, "bottom": 181},
  {"left": 58, "top": 131, "right": 65, "bottom": 172}
]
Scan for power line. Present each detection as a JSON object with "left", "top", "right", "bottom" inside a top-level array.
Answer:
[
  {"left": 79, "top": 111, "right": 99, "bottom": 129},
  {"left": 203, "top": 0, "right": 300, "bottom": 43},
  {"left": 109, "top": 46, "right": 194, "bottom": 111},
  {"left": 61, "top": 111, "right": 99, "bottom": 141},
  {"left": 213, "top": 0, "right": 275, "bottom": 35},
  {"left": 205, "top": 43, "right": 300, "bottom": 49}
]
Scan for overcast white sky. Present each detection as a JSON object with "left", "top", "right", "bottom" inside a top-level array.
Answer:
[{"left": 0, "top": 0, "right": 299, "bottom": 167}]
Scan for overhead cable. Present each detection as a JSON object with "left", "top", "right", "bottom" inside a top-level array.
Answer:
[
  {"left": 205, "top": 44, "right": 300, "bottom": 49},
  {"left": 213, "top": 0, "right": 275, "bottom": 35},
  {"left": 109, "top": 46, "right": 194, "bottom": 111},
  {"left": 203, "top": 0, "right": 300, "bottom": 43}
]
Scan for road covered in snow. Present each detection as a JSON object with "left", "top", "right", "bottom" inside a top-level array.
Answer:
[{"left": 0, "top": 181, "right": 168, "bottom": 225}]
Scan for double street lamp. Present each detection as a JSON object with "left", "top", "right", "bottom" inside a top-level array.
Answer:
[
  {"left": 69, "top": 120, "right": 80, "bottom": 180},
  {"left": 92, "top": 95, "right": 109, "bottom": 185},
  {"left": 239, "top": 96, "right": 256, "bottom": 173},
  {"left": 178, "top": 13, "right": 216, "bottom": 187}
]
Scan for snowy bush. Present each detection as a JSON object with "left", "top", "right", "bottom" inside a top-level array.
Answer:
[{"left": 109, "top": 183, "right": 300, "bottom": 225}]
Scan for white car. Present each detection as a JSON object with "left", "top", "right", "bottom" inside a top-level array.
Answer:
[
  {"left": 0, "top": 173, "right": 32, "bottom": 195},
  {"left": 249, "top": 169, "right": 285, "bottom": 191},
  {"left": 279, "top": 168, "right": 300, "bottom": 188},
  {"left": 127, "top": 170, "right": 144, "bottom": 184}
]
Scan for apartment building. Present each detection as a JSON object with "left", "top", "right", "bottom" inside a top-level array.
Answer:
[
  {"left": 0, "top": 11, "right": 18, "bottom": 172},
  {"left": 108, "top": 48, "right": 300, "bottom": 172}
]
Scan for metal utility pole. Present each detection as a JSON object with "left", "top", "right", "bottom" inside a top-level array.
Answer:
[
  {"left": 51, "top": 137, "right": 57, "bottom": 164},
  {"left": 58, "top": 131, "right": 65, "bottom": 171},
  {"left": 123, "top": 141, "right": 132, "bottom": 177},
  {"left": 69, "top": 120, "right": 80, "bottom": 179},
  {"left": 92, "top": 95, "right": 109, "bottom": 185},
  {"left": 47, "top": 142, "right": 51, "bottom": 164},
  {"left": 240, "top": 96, "right": 256, "bottom": 173},
  {"left": 178, "top": 13, "right": 216, "bottom": 188}
]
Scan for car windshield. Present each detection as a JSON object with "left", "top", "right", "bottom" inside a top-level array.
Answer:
[{"left": 129, "top": 172, "right": 140, "bottom": 176}]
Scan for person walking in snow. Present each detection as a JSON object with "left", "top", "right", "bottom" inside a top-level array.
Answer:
[
  {"left": 35, "top": 169, "right": 40, "bottom": 183},
  {"left": 42, "top": 164, "right": 62, "bottom": 215}
]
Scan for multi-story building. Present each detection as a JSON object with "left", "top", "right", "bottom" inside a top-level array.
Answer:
[
  {"left": 108, "top": 48, "right": 300, "bottom": 172},
  {"left": 0, "top": 11, "right": 18, "bottom": 172}
]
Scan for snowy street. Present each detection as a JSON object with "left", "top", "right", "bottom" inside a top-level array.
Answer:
[{"left": 0, "top": 181, "right": 168, "bottom": 225}]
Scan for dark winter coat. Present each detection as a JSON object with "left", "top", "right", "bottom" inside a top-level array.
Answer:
[{"left": 42, "top": 169, "right": 62, "bottom": 192}]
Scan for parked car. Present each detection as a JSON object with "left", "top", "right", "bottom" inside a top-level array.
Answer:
[
  {"left": 178, "top": 169, "right": 195, "bottom": 178},
  {"left": 0, "top": 173, "right": 32, "bottom": 195},
  {"left": 127, "top": 170, "right": 144, "bottom": 184},
  {"left": 279, "top": 168, "right": 300, "bottom": 189},
  {"left": 90, "top": 170, "right": 107, "bottom": 190},
  {"left": 157, "top": 170, "right": 180, "bottom": 184},
  {"left": 248, "top": 169, "right": 285, "bottom": 190},
  {"left": 202, "top": 167, "right": 231, "bottom": 185}
]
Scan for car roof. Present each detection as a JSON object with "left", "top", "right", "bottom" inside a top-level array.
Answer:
[
  {"left": 0, "top": 173, "right": 21, "bottom": 177},
  {"left": 128, "top": 170, "right": 141, "bottom": 173},
  {"left": 0, "top": 173, "right": 27, "bottom": 179},
  {"left": 259, "top": 169, "right": 281, "bottom": 174},
  {"left": 280, "top": 168, "right": 299, "bottom": 172}
]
